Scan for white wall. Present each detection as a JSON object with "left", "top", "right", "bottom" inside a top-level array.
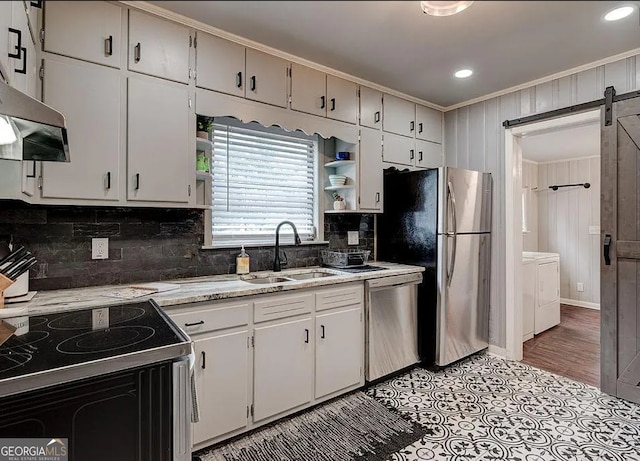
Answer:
[
  {"left": 445, "top": 54, "right": 640, "bottom": 347},
  {"left": 522, "top": 160, "right": 538, "bottom": 252},
  {"left": 537, "top": 157, "right": 600, "bottom": 306}
]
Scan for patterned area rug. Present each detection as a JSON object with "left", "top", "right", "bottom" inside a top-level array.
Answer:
[
  {"left": 194, "top": 392, "right": 428, "bottom": 461},
  {"left": 368, "top": 353, "right": 640, "bottom": 461}
]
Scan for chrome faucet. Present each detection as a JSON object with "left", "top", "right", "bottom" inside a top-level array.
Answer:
[{"left": 273, "top": 221, "right": 302, "bottom": 272}]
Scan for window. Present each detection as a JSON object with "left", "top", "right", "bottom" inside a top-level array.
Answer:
[{"left": 210, "top": 119, "right": 318, "bottom": 246}]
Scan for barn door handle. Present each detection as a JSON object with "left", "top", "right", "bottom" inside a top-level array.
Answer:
[{"left": 603, "top": 234, "right": 611, "bottom": 266}]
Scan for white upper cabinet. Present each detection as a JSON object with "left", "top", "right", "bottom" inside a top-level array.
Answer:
[
  {"left": 0, "top": 1, "right": 13, "bottom": 81},
  {"left": 41, "top": 57, "right": 121, "bottom": 201},
  {"left": 8, "top": 1, "right": 36, "bottom": 99},
  {"left": 44, "top": 1, "right": 122, "bottom": 68},
  {"left": 383, "top": 94, "right": 415, "bottom": 137},
  {"left": 128, "top": 10, "right": 191, "bottom": 84},
  {"left": 326, "top": 75, "right": 357, "bottom": 124},
  {"left": 415, "top": 139, "right": 443, "bottom": 169},
  {"left": 127, "top": 75, "right": 190, "bottom": 203},
  {"left": 290, "top": 63, "right": 326, "bottom": 117},
  {"left": 195, "top": 32, "right": 245, "bottom": 97},
  {"left": 359, "top": 127, "right": 383, "bottom": 211},
  {"left": 415, "top": 104, "right": 442, "bottom": 144},
  {"left": 245, "top": 48, "right": 288, "bottom": 108},
  {"left": 382, "top": 132, "right": 415, "bottom": 167},
  {"left": 359, "top": 86, "right": 382, "bottom": 129}
]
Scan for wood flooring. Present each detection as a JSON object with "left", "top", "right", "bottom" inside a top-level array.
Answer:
[{"left": 521, "top": 304, "right": 600, "bottom": 387}]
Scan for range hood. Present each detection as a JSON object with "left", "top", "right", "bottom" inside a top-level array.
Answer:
[{"left": 0, "top": 79, "right": 69, "bottom": 162}]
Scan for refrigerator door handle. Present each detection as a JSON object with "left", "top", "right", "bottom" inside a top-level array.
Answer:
[{"left": 447, "top": 181, "right": 458, "bottom": 286}]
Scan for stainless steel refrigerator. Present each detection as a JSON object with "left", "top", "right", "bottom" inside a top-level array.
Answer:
[{"left": 378, "top": 167, "right": 492, "bottom": 367}]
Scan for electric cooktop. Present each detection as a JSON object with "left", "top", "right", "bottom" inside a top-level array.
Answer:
[{"left": 0, "top": 300, "right": 190, "bottom": 397}]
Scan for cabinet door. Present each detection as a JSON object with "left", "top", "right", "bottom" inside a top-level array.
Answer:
[
  {"left": 415, "top": 139, "right": 442, "bottom": 169},
  {"left": 42, "top": 58, "right": 121, "bottom": 201},
  {"left": 359, "top": 127, "right": 383, "bottom": 211},
  {"left": 326, "top": 75, "right": 357, "bottom": 124},
  {"left": 253, "top": 317, "right": 313, "bottom": 422},
  {"left": 44, "top": 1, "right": 122, "bottom": 68},
  {"left": 195, "top": 32, "right": 245, "bottom": 97},
  {"left": 359, "top": 86, "right": 382, "bottom": 129},
  {"left": 245, "top": 48, "right": 288, "bottom": 108},
  {"left": 0, "top": 1, "right": 12, "bottom": 81},
  {"left": 290, "top": 63, "right": 325, "bottom": 117},
  {"left": 6, "top": 1, "right": 35, "bottom": 96},
  {"left": 382, "top": 132, "right": 415, "bottom": 167},
  {"left": 315, "top": 307, "right": 362, "bottom": 399},
  {"left": 383, "top": 94, "right": 415, "bottom": 137},
  {"left": 128, "top": 10, "right": 190, "bottom": 84},
  {"left": 193, "top": 331, "right": 249, "bottom": 446},
  {"left": 127, "top": 76, "right": 190, "bottom": 203},
  {"left": 415, "top": 104, "right": 442, "bottom": 143}
]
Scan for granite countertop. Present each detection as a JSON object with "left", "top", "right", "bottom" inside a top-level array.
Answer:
[{"left": 1, "top": 262, "right": 424, "bottom": 317}]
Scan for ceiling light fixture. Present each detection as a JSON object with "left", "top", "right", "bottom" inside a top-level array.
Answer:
[
  {"left": 454, "top": 69, "right": 473, "bottom": 79},
  {"left": 604, "top": 5, "right": 635, "bottom": 21},
  {"left": 421, "top": 1, "right": 474, "bottom": 16}
]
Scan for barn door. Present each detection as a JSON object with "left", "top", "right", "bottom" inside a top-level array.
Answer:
[{"left": 601, "top": 90, "right": 640, "bottom": 404}]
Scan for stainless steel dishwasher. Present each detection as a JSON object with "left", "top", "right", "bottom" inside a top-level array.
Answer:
[{"left": 365, "top": 272, "right": 422, "bottom": 381}]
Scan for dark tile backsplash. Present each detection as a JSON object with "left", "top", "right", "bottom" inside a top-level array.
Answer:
[{"left": 0, "top": 201, "right": 375, "bottom": 291}]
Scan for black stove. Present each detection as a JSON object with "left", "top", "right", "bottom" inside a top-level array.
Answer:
[{"left": 0, "top": 300, "right": 190, "bottom": 397}]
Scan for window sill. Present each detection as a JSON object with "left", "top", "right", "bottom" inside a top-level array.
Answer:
[{"left": 202, "top": 240, "right": 330, "bottom": 250}]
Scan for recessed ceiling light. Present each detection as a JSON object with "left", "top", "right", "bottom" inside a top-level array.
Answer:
[
  {"left": 604, "top": 5, "right": 635, "bottom": 21},
  {"left": 454, "top": 69, "right": 473, "bottom": 79},
  {"left": 421, "top": 1, "right": 474, "bottom": 17}
]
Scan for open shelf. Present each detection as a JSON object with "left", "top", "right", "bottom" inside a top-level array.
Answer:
[
  {"left": 324, "top": 160, "right": 355, "bottom": 168},
  {"left": 196, "top": 171, "right": 213, "bottom": 181},
  {"left": 196, "top": 137, "right": 214, "bottom": 153},
  {"left": 324, "top": 209, "right": 364, "bottom": 214},
  {"left": 324, "top": 185, "right": 355, "bottom": 191}
]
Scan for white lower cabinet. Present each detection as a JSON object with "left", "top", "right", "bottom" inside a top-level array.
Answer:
[
  {"left": 192, "top": 330, "right": 249, "bottom": 446},
  {"left": 315, "top": 307, "right": 362, "bottom": 399},
  {"left": 253, "top": 317, "right": 314, "bottom": 422}
]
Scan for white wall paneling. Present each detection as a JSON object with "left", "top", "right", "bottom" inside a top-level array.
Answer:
[
  {"left": 522, "top": 161, "right": 538, "bottom": 252},
  {"left": 445, "top": 53, "right": 638, "bottom": 348}
]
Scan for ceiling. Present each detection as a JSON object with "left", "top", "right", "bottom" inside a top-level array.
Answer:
[
  {"left": 149, "top": 1, "right": 640, "bottom": 107},
  {"left": 521, "top": 123, "right": 600, "bottom": 163}
]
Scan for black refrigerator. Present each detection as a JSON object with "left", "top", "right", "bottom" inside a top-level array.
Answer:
[{"left": 378, "top": 166, "right": 492, "bottom": 367}]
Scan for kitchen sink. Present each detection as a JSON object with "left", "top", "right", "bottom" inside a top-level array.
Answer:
[
  {"left": 286, "top": 271, "right": 339, "bottom": 280},
  {"left": 243, "top": 276, "right": 294, "bottom": 284}
]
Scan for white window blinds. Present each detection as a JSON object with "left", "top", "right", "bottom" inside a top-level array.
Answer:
[{"left": 211, "top": 121, "right": 317, "bottom": 244}]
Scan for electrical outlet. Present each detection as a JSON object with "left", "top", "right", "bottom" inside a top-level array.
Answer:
[
  {"left": 92, "top": 307, "right": 109, "bottom": 330},
  {"left": 577, "top": 282, "right": 584, "bottom": 292},
  {"left": 347, "top": 231, "right": 359, "bottom": 245},
  {"left": 92, "top": 238, "right": 109, "bottom": 260}
]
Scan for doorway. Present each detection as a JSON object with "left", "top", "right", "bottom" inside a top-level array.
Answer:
[{"left": 518, "top": 122, "right": 601, "bottom": 386}]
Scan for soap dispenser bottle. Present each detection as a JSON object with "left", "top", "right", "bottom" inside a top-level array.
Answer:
[{"left": 236, "top": 246, "right": 250, "bottom": 275}]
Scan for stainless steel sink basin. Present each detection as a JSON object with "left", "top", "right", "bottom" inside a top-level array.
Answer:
[
  {"left": 243, "top": 276, "right": 294, "bottom": 284},
  {"left": 286, "top": 271, "right": 338, "bottom": 280}
]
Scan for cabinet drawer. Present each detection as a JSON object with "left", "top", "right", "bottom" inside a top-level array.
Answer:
[
  {"left": 169, "top": 301, "right": 250, "bottom": 335},
  {"left": 254, "top": 292, "right": 314, "bottom": 323},
  {"left": 316, "top": 284, "right": 363, "bottom": 312}
]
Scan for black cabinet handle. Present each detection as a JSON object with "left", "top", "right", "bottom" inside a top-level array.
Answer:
[
  {"left": 185, "top": 320, "right": 205, "bottom": 327},
  {"left": 26, "top": 160, "right": 36, "bottom": 178},
  {"left": 201, "top": 351, "right": 206, "bottom": 369},
  {"left": 236, "top": 71, "right": 242, "bottom": 88},
  {"left": 15, "top": 47, "right": 26, "bottom": 74},
  {"left": 105, "top": 35, "right": 113, "bottom": 56},
  {"left": 418, "top": 151, "right": 423, "bottom": 162},
  {"left": 320, "top": 325, "right": 325, "bottom": 339},
  {"left": 8, "top": 28, "right": 21, "bottom": 59},
  {"left": 419, "top": 122, "right": 423, "bottom": 133},
  {"left": 304, "top": 328, "right": 309, "bottom": 343},
  {"left": 374, "top": 111, "right": 380, "bottom": 123},
  {"left": 320, "top": 96, "right": 325, "bottom": 109},
  {"left": 134, "top": 173, "right": 140, "bottom": 191},
  {"left": 105, "top": 172, "right": 111, "bottom": 190},
  {"left": 30, "top": 1, "right": 43, "bottom": 8},
  {"left": 410, "top": 149, "right": 415, "bottom": 160},
  {"left": 410, "top": 121, "right": 415, "bottom": 132},
  {"left": 250, "top": 75, "right": 256, "bottom": 91},
  {"left": 604, "top": 234, "right": 611, "bottom": 266},
  {"left": 375, "top": 192, "right": 380, "bottom": 203},
  {"left": 134, "top": 42, "right": 141, "bottom": 63},
  {"left": 330, "top": 98, "right": 336, "bottom": 111}
]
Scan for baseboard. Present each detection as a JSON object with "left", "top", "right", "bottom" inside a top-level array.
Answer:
[
  {"left": 560, "top": 298, "right": 600, "bottom": 310},
  {"left": 487, "top": 345, "right": 508, "bottom": 359}
]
